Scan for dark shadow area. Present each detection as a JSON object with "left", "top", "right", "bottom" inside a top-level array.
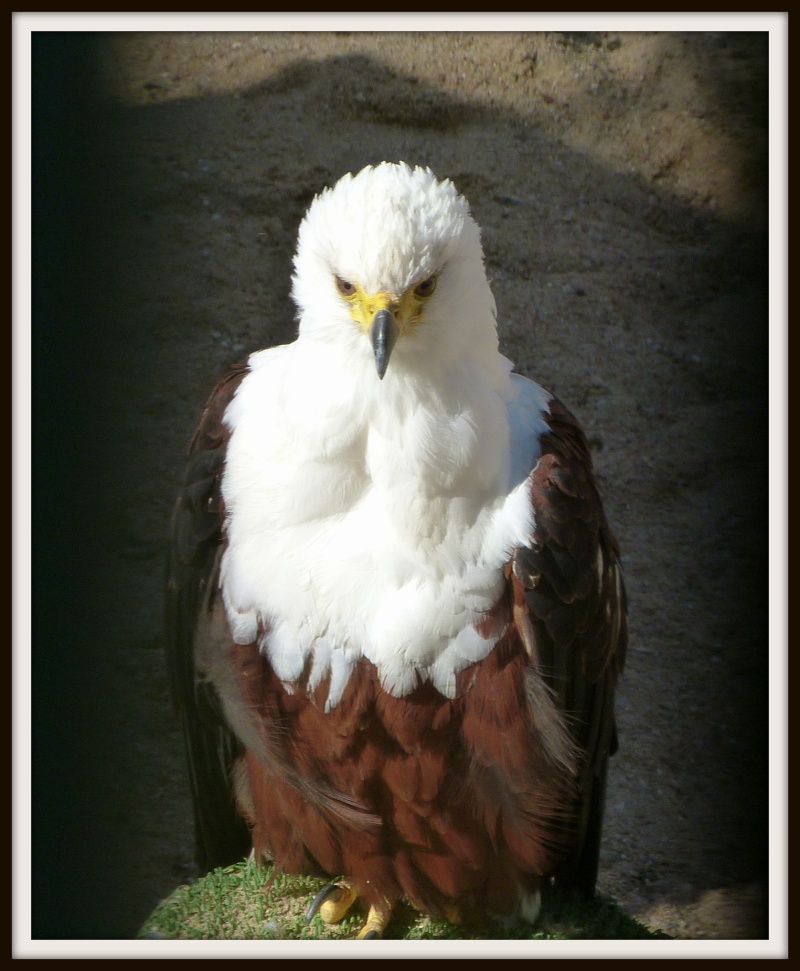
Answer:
[
  {"left": 31, "top": 32, "right": 133, "bottom": 940},
  {"left": 28, "top": 32, "right": 770, "bottom": 939}
]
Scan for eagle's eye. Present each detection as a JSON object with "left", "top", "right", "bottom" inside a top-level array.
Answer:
[
  {"left": 335, "top": 276, "right": 357, "bottom": 297},
  {"left": 414, "top": 276, "right": 437, "bottom": 298}
]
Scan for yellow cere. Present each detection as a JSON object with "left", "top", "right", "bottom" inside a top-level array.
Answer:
[{"left": 337, "top": 276, "right": 437, "bottom": 335}]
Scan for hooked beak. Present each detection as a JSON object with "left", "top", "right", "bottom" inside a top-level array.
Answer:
[{"left": 369, "top": 308, "right": 399, "bottom": 380}]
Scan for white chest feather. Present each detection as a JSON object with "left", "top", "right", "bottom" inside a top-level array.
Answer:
[{"left": 219, "top": 344, "right": 550, "bottom": 707}]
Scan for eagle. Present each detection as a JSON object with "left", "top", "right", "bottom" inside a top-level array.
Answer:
[{"left": 166, "top": 162, "right": 627, "bottom": 939}]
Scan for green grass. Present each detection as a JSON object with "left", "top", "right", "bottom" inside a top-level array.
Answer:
[{"left": 139, "top": 860, "right": 666, "bottom": 941}]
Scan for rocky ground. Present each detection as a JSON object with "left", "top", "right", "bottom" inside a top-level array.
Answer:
[{"left": 32, "top": 30, "right": 772, "bottom": 943}]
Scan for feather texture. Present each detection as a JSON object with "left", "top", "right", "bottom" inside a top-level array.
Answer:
[{"left": 165, "top": 162, "right": 627, "bottom": 924}]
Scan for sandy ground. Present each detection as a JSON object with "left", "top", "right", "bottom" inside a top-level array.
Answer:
[{"left": 31, "top": 30, "right": 771, "bottom": 942}]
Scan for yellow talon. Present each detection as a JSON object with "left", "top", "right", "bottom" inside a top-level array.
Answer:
[
  {"left": 443, "top": 903, "right": 463, "bottom": 926},
  {"left": 318, "top": 882, "right": 359, "bottom": 924},
  {"left": 306, "top": 880, "right": 359, "bottom": 925},
  {"left": 306, "top": 881, "right": 393, "bottom": 938},
  {"left": 355, "top": 903, "right": 392, "bottom": 940}
]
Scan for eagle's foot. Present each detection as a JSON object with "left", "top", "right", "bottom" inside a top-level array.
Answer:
[
  {"left": 305, "top": 880, "right": 359, "bottom": 925},
  {"left": 355, "top": 903, "right": 392, "bottom": 940},
  {"left": 306, "top": 881, "right": 392, "bottom": 939},
  {"left": 443, "top": 903, "right": 463, "bottom": 925}
]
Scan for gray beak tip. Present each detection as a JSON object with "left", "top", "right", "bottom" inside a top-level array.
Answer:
[{"left": 370, "top": 308, "right": 399, "bottom": 380}]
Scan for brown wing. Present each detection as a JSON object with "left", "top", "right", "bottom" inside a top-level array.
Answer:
[
  {"left": 166, "top": 359, "right": 382, "bottom": 875},
  {"left": 165, "top": 361, "right": 253, "bottom": 874},
  {"left": 509, "top": 396, "right": 627, "bottom": 897}
]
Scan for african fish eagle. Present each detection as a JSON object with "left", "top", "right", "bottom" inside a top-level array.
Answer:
[{"left": 166, "top": 162, "right": 627, "bottom": 939}]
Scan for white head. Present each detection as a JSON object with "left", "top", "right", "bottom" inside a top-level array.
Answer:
[{"left": 290, "top": 162, "right": 500, "bottom": 380}]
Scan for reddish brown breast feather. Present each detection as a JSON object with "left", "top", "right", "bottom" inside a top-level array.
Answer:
[{"left": 166, "top": 366, "right": 627, "bottom": 926}]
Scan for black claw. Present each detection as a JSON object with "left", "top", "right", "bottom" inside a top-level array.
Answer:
[
  {"left": 305, "top": 883, "right": 339, "bottom": 924},
  {"left": 362, "top": 930, "right": 380, "bottom": 940}
]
